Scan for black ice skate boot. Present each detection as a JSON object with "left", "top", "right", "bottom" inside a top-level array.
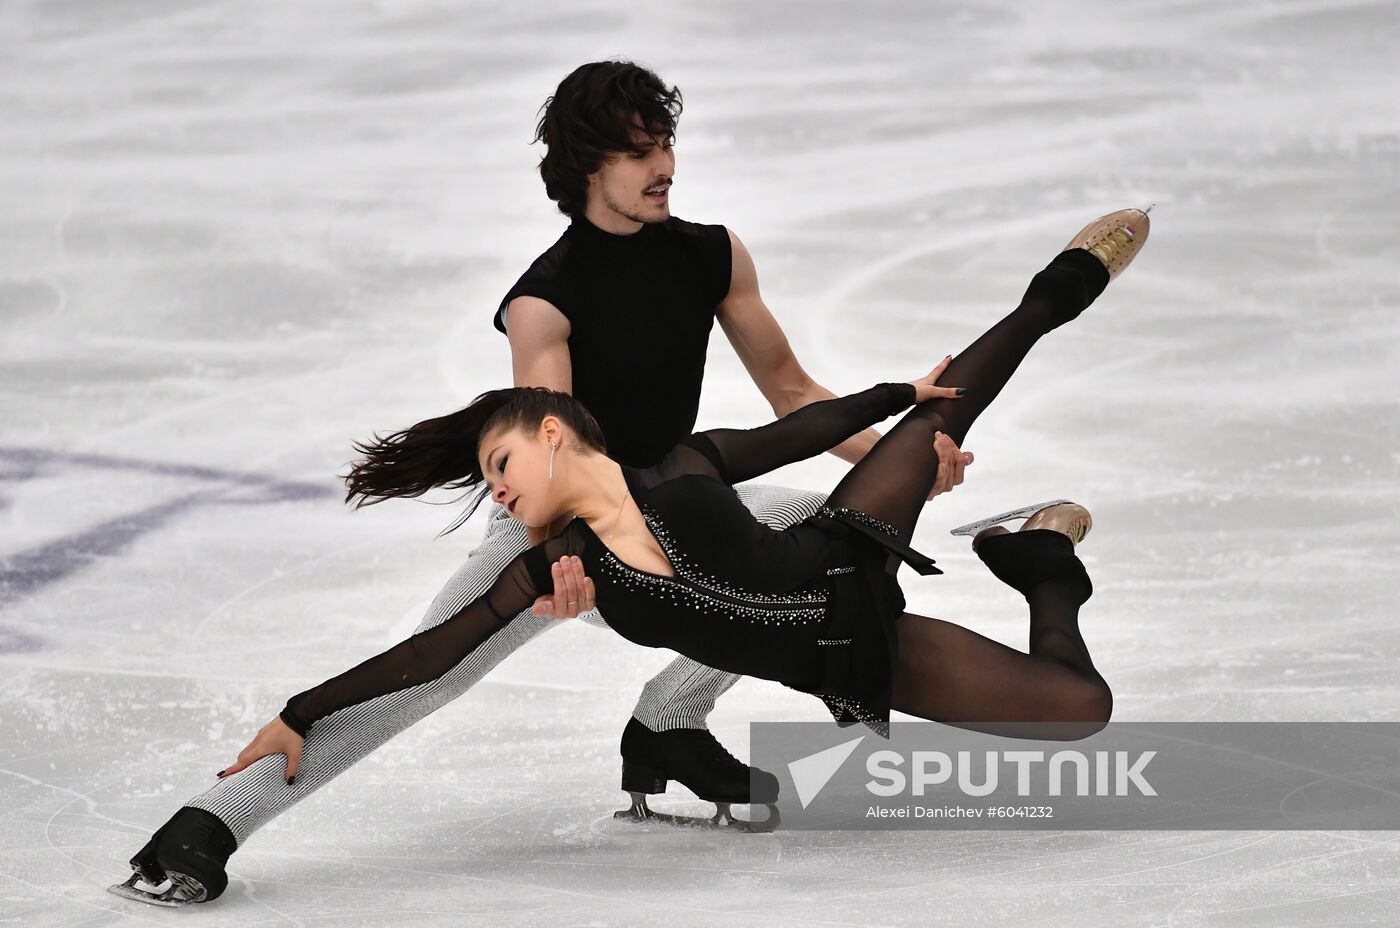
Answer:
[
  {"left": 615, "top": 718, "right": 781, "bottom": 832},
  {"left": 107, "top": 806, "right": 236, "bottom": 907}
]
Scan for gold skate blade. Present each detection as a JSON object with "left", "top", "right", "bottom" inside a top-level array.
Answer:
[{"left": 949, "top": 499, "right": 1075, "bottom": 537}]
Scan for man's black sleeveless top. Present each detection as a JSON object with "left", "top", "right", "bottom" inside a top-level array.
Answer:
[{"left": 496, "top": 214, "right": 732, "bottom": 467}]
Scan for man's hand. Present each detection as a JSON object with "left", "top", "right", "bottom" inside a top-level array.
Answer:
[
  {"left": 217, "top": 716, "right": 304, "bottom": 785},
  {"left": 532, "top": 556, "right": 596, "bottom": 619},
  {"left": 927, "top": 431, "right": 974, "bottom": 500},
  {"left": 908, "top": 355, "right": 973, "bottom": 498}
]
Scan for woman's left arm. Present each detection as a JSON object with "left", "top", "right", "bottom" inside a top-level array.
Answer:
[
  {"left": 693, "top": 358, "right": 962, "bottom": 485},
  {"left": 215, "top": 534, "right": 587, "bottom": 784}
]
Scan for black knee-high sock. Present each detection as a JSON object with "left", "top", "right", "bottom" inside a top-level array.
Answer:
[
  {"left": 1027, "top": 579, "right": 1101, "bottom": 681},
  {"left": 978, "top": 530, "right": 1101, "bottom": 680}
]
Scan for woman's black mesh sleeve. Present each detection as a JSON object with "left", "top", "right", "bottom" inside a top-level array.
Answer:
[
  {"left": 279, "top": 527, "right": 587, "bottom": 736},
  {"left": 686, "top": 383, "right": 917, "bottom": 485}
]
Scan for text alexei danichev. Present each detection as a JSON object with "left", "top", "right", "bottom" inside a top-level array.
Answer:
[{"left": 866, "top": 805, "right": 1054, "bottom": 819}]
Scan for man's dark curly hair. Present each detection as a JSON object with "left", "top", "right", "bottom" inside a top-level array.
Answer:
[{"left": 533, "top": 61, "right": 683, "bottom": 217}]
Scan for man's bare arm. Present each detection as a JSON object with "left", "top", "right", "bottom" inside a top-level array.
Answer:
[
  {"left": 715, "top": 229, "right": 879, "bottom": 465},
  {"left": 715, "top": 228, "right": 971, "bottom": 494},
  {"left": 503, "top": 296, "right": 574, "bottom": 545},
  {"left": 505, "top": 295, "right": 572, "bottom": 392}
]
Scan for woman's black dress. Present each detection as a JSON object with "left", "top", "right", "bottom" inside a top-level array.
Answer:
[{"left": 281, "top": 382, "right": 939, "bottom": 739}]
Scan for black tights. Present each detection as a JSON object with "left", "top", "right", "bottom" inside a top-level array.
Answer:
[{"left": 826, "top": 248, "right": 1113, "bottom": 738}]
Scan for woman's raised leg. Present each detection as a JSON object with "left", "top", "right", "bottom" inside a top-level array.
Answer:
[
  {"left": 823, "top": 246, "right": 1110, "bottom": 545},
  {"left": 830, "top": 210, "right": 1150, "bottom": 740},
  {"left": 825, "top": 207, "right": 1150, "bottom": 545}
]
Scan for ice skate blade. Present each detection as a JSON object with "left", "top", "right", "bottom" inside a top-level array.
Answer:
[
  {"left": 949, "top": 499, "right": 1074, "bottom": 537},
  {"left": 613, "top": 790, "right": 780, "bottom": 833},
  {"left": 107, "top": 869, "right": 208, "bottom": 907}
]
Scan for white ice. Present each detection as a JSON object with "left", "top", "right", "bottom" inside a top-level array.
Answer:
[{"left": 3, "top": 1, "right": 1399, "bottom": 925}]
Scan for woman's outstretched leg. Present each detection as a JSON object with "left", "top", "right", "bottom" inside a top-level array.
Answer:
[
  {"left": 824, "top": 248, "right": 1107, "bottom": 543},
  {"left": 825, "top": 209, "right": 1148, "bottom": 544}
]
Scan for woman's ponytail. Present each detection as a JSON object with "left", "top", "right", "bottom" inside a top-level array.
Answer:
[{"left": 342, "top": 386, "right": 606, "bottom": 533}]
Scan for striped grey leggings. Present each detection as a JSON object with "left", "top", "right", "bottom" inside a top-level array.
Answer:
[{"left": 186, "top": 483, "right": 828, "bottom": 846}]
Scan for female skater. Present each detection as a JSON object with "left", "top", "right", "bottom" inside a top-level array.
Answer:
[{"left": 218, "top": 208, "right": 1148, "bottom": 797}]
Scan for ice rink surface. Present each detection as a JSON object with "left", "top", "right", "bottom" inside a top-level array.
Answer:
[{"left": 3, "top": 0, "right": 1399, "bottom": 925}]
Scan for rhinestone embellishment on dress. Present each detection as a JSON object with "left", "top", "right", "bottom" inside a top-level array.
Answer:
[
  {"left": 816, "top": 505, "right": 900, "bottom": 539},
  {"left": 819, "top": 693, "right": 890, "bottom": 738},
  {"left": 595, "top": 502, "right": 830, "bottom": 626}
]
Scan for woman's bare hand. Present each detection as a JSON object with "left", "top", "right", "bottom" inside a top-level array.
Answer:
[
  {"left": 908, "top": 355, "right": 966, "bottom": 404},
  {"left": 216, "top": 715, "right": 304, "bottom": 785},
  {"left": 532, "top": 555, "right": 596, "bottom": 620}
]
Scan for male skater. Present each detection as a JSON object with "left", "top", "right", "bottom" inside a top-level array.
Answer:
[{"left": 114, "top": 59, "right": 972, "bottom": 905}]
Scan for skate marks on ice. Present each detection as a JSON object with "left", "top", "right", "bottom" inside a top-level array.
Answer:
[{"left": 0, "top": 448, "right": 330, "bottom": 654}]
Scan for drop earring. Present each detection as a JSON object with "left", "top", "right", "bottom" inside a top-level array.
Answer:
[{"left": 548, "top": 440, "right": 556, "bottom": 480}]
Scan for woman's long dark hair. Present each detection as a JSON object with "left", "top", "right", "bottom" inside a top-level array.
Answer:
[
  {"left": 343, "top": 387, "right": 607, "bottom": 534},
  {"left": 534, "top": 60, "right": 683, "bottom": 217}
]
